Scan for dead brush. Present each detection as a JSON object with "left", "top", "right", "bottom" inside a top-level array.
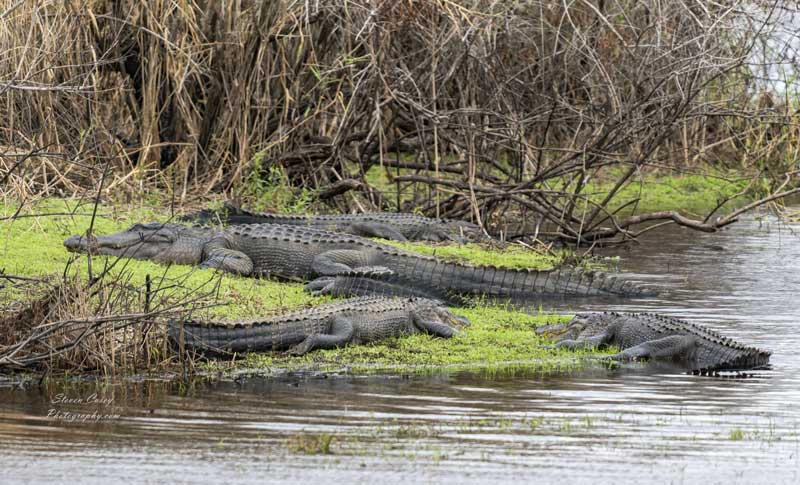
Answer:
[
  {"left": 1, "top": 1, "right": 798, "bottom": 246},
  {"left": 0, "top": 264, "right": 221, "bottom": 376}
]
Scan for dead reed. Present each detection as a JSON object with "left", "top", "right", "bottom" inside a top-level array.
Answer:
[{"left": 0, "top": 1, "right": 798, "bottom": 243}]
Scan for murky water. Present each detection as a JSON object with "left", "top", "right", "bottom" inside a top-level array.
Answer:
[{"left": 1, "top": 213, "right": 799, "bottom": 484}]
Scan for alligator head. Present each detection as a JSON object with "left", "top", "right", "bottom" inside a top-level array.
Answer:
[
  {"left": 535, "top": 313, "right": 605, "bottom": 342},
  {"left": 64, "top": 222, "right": 211, "bottom": 265},
  {"left": 418, "top": 300, "right": 471, "bottom": 330}
]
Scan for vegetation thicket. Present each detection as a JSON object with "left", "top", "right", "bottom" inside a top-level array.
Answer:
[{"left": 1, "top": 1, "right": 798, "bottom": 243}]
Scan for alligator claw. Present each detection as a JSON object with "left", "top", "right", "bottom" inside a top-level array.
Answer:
[
  {"left": 305, "top": 277, "right": 336, "bottom": 296},
  {"left": 286, "top": 341, "right": 313, "bottom": 356}
]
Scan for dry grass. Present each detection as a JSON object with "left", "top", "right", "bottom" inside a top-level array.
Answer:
[{"left": 0, "top": 2, "right": 796, "bottom": 232}]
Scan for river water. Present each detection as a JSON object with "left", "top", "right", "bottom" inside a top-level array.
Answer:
[{"left": 0, "top": 213, "right": 798, "bottom": 484}]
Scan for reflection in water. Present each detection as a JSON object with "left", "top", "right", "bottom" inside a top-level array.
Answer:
[{"left": 1, "top": 214, "right": 799, "bottom": 484}]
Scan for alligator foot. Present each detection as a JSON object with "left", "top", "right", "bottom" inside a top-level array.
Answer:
[
  {"left": 285, "top": 316, "right": 355, "bottom": 355},
  {"left": 305, "top": 277, "right": 337, "bottom": 296}
]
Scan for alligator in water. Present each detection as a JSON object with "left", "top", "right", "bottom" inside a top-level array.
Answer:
[
  {"left": 179, "top": 203, "right": 488, "bottom": 243},
  {"left": 536, "top": 312, "right": 771, "bottom": 373},
  {"left": 63, "top": 222, "right": 655, "bottom": 303},
  {"left": 169, "top": 296, "right": 468, "bottom": 356}
]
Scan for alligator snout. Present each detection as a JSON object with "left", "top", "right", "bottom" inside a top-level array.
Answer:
[
  {"left": 64, "top": 234, "right": 92, "bottom": 252},
  {"left": 65, "top": 233, "right": 140, "bottom": 252}
]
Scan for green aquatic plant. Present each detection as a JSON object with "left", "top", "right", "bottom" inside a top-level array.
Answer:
[
  {"left": 729, "top": 428, "right": 746, "bottom": 441},
  {"left": 287, "top": 432, "right": 337, "bottom": 455}
]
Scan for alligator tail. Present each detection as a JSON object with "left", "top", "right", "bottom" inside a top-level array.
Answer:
[
  {"left": 168, "top": 318, "right": 310, "bottom": 356},
  {"left": 403, "top": 259, "right": 656, "bottom": 298},
  {"left": 179, "top": 203, "right": 285, "bottom": 225},
  {"left": 694, "top": 334, "right": 772, "bottom": 373},
  {"left": 177, "top": 208, "right": 218, "bottom": 224},
  {"left": 710, "top": 344, "right": 772, "bottom": 372},
  {"left": 310, "top": 256, "right": 654, "bottom": 301},
  {"left": 305, "top": 270, "right": 470, "bottom": 306}
]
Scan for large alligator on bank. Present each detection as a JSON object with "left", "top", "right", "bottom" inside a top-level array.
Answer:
[
  {"left": 180, "top": 203, "right": 488, "bottom": 243},
  {"left": 63, "top": 222, "right": 655, "bottom": 303},
  {"left": 536, "top": 312, "right": 771, "bottom": 373},
  {"left": 169, "top": 296, "right": 468, "bottom": 356}
]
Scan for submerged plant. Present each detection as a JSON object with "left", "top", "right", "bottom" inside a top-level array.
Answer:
[{"left": 287, "top": 432, "right": 337, "bottom": 455}]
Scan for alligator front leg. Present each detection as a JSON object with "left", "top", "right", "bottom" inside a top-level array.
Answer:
[
  {"left": 311, "top": 249, "right": 392, "bottom": 276},
  {"left": 305, "top": 277, "right": 338, "bottom": 296},
  {"left": 200, "top": 248, "right": 254, "bottom": 275},
  {"left": 304, "top": 274, "right": 397, "bottom": 297},
  {"left": 607, "top": 335, "right": 699, "bottom": 362},
  {"left": 305, "top": 265, "right": 401, "bottom": 296},
  {"left": 286, "top": 315, "right": 355, "bottom": 356}
]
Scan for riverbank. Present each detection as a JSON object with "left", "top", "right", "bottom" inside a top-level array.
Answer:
[
  {"left": 0, "top": 172, "right": 751, "bottom": 380},
  {"left": 0, "top": 198, "right": 596, "bottom": 379}
]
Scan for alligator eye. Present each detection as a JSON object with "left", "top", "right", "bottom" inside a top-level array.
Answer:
[{"left": 138, "top": 232, "right": 145, "bottom": 241}]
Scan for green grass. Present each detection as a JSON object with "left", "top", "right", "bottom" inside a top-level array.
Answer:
[
  {"left": 583, "top": 170, "right": 749, "bottom": 214},
  {"left": 0, "top": 198, "right": 322, "bottom": 320},
  {"left": 1, "top": 198, "right": 599, "bottom": 377},
  {"left": 366, "top": 162, "right": 750, "bottom": 216},
  {"left": 383, "top": 241, "right": 562, "bottom": 270},
  {"left": 209, "top": 304, "right": 587, "bottom": 375}
]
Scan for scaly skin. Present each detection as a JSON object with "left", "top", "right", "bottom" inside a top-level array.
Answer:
[
  {"left": 64, "top": 222, "right": 656, "bottom": 303},
  {"left": 537, "top": 312, "right": 771, "bottom": 373},
  {"left": 179, "top": 203, "right": 488, "bottom": 243},
  {"left": 168, "top": 296, "right": 469, "bottom": 356}
]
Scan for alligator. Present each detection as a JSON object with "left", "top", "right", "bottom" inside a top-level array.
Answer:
[
  {"left": 168, "top": 296, "right": 468, "bottom": 356},
  {"left": 63, "top": 222, "right": 655, "bottom": 303},
  {"left": 179, "top": 203, "right": 488, "bottom": 243},
  {"left": 536, "top": 312, "right": 771, "bottom": 373}
]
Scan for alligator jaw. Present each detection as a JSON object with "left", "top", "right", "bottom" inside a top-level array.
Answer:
[
  {"left": 535, "top": 318, "right": 585, "bottom": 340},
  {"left": 63, "top": 224, "right": 178, "bottom": 260},
  {"left": 64, "top": 232, "right": 148, "bottom": 257},
  {"left": 64, "top": 233, "right": 143, "bottom": 253}
]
